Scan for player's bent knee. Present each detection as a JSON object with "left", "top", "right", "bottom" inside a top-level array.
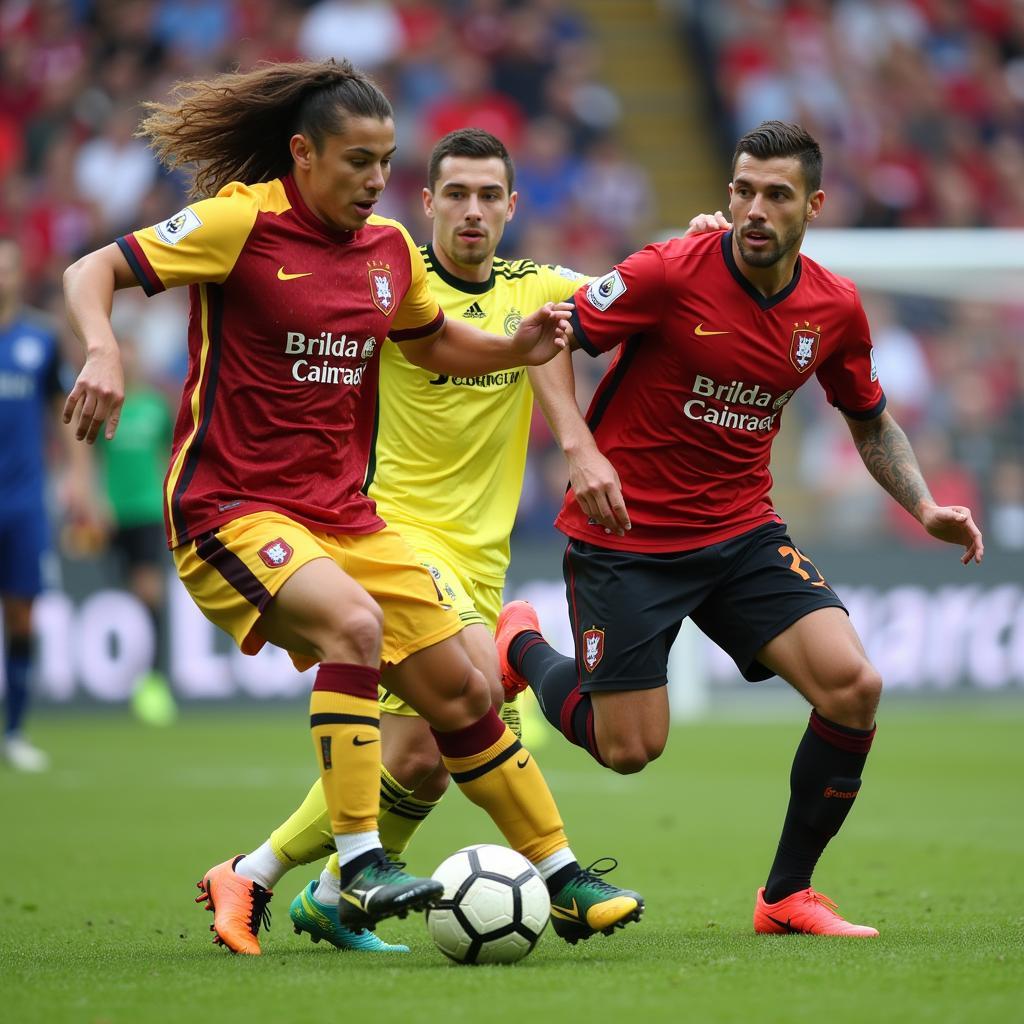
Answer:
[
  {"left": 387, "top": 743, "right": 444, "bottom": 787},
  {"left": 456, "top": 666, "right": 494, "bottom": 721},
  {"left": 821, "top": 661, "right": 882, "bottom": 729},
  {"left": 854, "top": 665, "right": 883, "bottom": 718},
  {"left": 601, "top": 739, "right": 662, "bottom": 776},
  {"left": 330, "top": 603, "right": 383, "bottom": 664},
  {"left": 420, "top": 664, "right": 493, "bottom": 732}
]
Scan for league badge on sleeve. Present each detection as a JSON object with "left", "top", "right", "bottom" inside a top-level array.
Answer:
[
  {"left": 789, "top": 322, "right": 821, "bottom": 373},
  {"left": 155, "top": 207, "right": 203, "bottom": 245},
  {"left": 587, "top": 270, "right": 626, "bottom": 311}
]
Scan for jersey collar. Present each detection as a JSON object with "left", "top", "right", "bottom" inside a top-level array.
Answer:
[
  {"left": 282, "top": 174, "right": 357, "bottom": 243},
  {"left": 423, "top": 243, "right": 495, "bottom": 295},
  {"left": 721, "top": 230, "right": 802, "bottom": 311}
]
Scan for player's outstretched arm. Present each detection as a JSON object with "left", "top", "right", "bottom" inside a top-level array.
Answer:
[
  {"left": 62, "top": 243, "right": 138, "bottom": 444},
  {"left": 529, "top": 349, "right": 630, "bottom": 536},
  {"left": 845, "top": 409, "right": 984, "bottom": 565},
  {"left": 400, "top": 302, "right": 570, "bottom": 377}
]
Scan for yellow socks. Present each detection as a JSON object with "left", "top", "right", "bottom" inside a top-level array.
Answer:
[
  {"left": 309, "top": 663, "right": 382, "bottom": 837},
  {"left": 433, "top": 707, "right": 567, "bottom": 864}
]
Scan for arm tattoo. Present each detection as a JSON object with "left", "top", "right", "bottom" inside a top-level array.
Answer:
[{"left": 850, "top": 413, "right": 933, "bottom": 520}]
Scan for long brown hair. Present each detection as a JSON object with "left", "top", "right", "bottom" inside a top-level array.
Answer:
[{"left": 139, "top": 59, "right": 393, "bottom": 198}]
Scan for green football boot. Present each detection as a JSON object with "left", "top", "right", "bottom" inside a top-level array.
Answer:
[
  {"left": 290, "top": 881, "right": 410, "bottom": 952},
  {"left": 337, "top": 853, "right": 443, "bottom": 931},
  {"left": 549, "top": 858, "right": 644, "bottom": 945}
]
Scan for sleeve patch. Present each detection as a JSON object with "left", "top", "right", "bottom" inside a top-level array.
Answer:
[
  {"left": 155, "top": 207, "right": 204, "bottom": 245},
  {"left": 587, "top": 269, "right": 627, "bottom": 311},
  {"left": 870, "top": 349, "right": 878, "bottom": 382},
  {"left": 551, "top": 264, "right": 587, "bottom": 282}
]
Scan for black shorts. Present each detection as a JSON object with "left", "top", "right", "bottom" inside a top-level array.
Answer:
[{"left": 562, "top": 521, "right": 847, "bottom": 692}]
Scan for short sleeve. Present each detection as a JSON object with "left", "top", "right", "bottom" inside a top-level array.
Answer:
[
  {"left": 538, "top": 264, "right": 591, "bottom": 303},
  {"left": 570, "top": 245, "right": 665, "bottom": 357},
  {"left": 816, "top": 288, "right": 887, "bottom": 420},
  {"left": 116, "top": 187, "right": 260, "bottom": 296},
  {"left": 390, "top": 224, "right": 445, "bottom": 341}
]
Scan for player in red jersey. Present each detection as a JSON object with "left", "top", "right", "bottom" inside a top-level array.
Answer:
[
  {"left": 61, "top": 59, "right": 643, "bottom": 953},
  {"left": 497, "top": 121, "right": 984, "bottom": 937}
]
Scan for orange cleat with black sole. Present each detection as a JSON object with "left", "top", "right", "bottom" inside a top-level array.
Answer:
[
  {"left": 754, "top": 886, "right": 878, "bottom": 937},
  {"left": 195, "top": 855, "right": 273, "bottom": 954}
]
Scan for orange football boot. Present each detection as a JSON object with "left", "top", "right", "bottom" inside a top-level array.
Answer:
[
  {"left": 754, "top": 887, "right": 879, "bottom": 937},
  {"left": 494, "top": 600, "right": 541, "bottom": 699},
  {"left": 195, "top": 855, "right": 273, "bottom": 954}
]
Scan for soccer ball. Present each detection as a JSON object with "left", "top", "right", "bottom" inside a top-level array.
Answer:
[{"left": 426, "top": 844, "right": 550, "bottom": 964}]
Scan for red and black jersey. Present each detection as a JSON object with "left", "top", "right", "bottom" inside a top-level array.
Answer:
[
  {"left": 558, "top": 229, "right": 885, "bottom": 552},
  {"left": 117, "top": 176, "right": 444, "bottom": 548}
]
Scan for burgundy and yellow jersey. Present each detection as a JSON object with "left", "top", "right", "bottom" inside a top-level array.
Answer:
[
  {"left": 558, "top": 229, "right": 886, "bottom": 553},
  {"left": 117, "top": 176, "right": 444, "bottom": 548}
]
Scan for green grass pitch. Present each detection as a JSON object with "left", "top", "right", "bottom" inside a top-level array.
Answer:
[{"left": 2, "top": 698, "right": 1022, "bottom": 1024}]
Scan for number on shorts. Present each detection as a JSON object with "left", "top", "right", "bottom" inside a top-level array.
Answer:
[{"left": 777, "top": 545, "right": 831, "bottom": 589}]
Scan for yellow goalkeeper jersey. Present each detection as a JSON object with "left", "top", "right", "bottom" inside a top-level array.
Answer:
[{"left": 367, "top": 243, "right": 588, "bottom": 585}]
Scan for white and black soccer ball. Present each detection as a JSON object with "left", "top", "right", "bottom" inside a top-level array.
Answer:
[{"left": 426, "top": 844, "right": 550, "bottom": 964}]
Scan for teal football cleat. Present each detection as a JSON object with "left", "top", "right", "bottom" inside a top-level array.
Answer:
[
  {"left": 549, "top": 858, "right": 644, "bottom": 945},
  {"left": 337, "top": 854, "right": 443, "bottom": 931},
  {"left": 290, "top": 881, "right": 410, "bottom": 952}
]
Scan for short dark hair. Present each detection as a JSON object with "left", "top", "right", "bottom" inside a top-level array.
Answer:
[
  {"left": 732, "top": 121, "right": 822, "bottom": 194},
  {"left": 427, "top": 128, "right": 515, "bottom": 192}
]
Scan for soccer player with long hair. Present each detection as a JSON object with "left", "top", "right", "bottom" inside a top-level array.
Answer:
[
  {"left": 207, "top": 128, "right": 656, "bottom": 954},
  {"left": 62, "top": 61, "right": 643, "bottom": 954}
]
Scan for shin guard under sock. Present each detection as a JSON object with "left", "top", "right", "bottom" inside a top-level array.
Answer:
[
  {"left": 764, "top": 710, "right": 875, "bottom": 903},
  {"left": 432, "top": 707, "right": 567, "bottom": 864},
  {"left": 309, "top": 663, "right": 382, "bottom": 837}
]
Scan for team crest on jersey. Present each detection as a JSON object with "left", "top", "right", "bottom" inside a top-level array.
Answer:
[
  {"left": 369, "top": 267, "right": 395, "bottom": 314},
  {"left": 258, "top": 538, "right": 293, "bottom": 568},
  {"left": 155, "top": 207, "right": 202, "bottom": 245},
  {"left": 504, "top": 307, "right": 522, "bottom": 335},
  {"left": 789, "top": 322, "right": 821, "bottom": 373},
  {"left": 583, "top": 628, "right": 605, "bottom": 672}
]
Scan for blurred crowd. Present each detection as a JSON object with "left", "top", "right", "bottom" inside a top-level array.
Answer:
[
  {"left": 0, "top": 0, "right": 651, "bottom": 546},
  {"left": 689, "top": 0, "right": 1024, "bottom": 230},
  {"left": 628, "top": 0, "right": 1024, "bottom": 552},
  {"left": 1, "top": 0, "right": 1022, "bottom": 553},
  {"left": 0, "top": 0, "right": 644, "bottom": 320}
]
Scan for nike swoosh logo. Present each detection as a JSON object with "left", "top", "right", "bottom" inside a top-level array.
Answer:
[
  {"left": 550, "top": 897, "right": 580, "bottom": 922},
  {"left": 277, "top": 266, "right": 313, "bottom": 281},
  {"left": 352, "top": 736, "right": 378, "bottom": 746},
  {"left": 766, "top": 913, "right": 800, "bottom": 933},
  {"left": 517, "top": 755, "right": 531, "bottom": 768},
  {"left": 694, "top": 323, "right": 729, "bottom": 336}
]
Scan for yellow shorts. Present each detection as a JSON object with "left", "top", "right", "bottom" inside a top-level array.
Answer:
[
  {"left": 378, "top": 541, "right": 503, "bottom": 717},
  {"left": 172, "top": 511, "right": 463, "bottom": 671}
]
